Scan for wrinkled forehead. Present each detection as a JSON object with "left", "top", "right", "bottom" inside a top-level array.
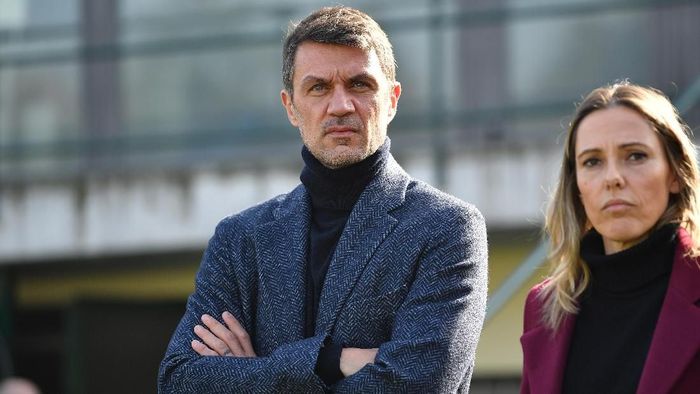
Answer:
[{"left": 292, "top": 42, "right": 386, "bottom": 83}]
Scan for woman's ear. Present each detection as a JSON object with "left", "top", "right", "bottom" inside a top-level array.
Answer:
[{"left": 669, "top": 175, "right": 681, "bottom": 194}]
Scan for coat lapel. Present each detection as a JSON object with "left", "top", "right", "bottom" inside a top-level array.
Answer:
[
  {"left": 315, "top": 157, "right": 409, "bottom": 335},
  {"left": 637, "top": 229, "right": 700, "bottom": 394},
  {"left": 253, "top": 185, "right": 310, "bottom": 343},
  {"left": 521, "top": 313, "right": 575, "bottom": 394}
]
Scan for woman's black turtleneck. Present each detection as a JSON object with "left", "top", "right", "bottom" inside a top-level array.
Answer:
[
  {"left": 562, "top": 224, "right": 678, "bottom": 394},
  {"left": 300, "top": 138, "right": 390, "bottom": 386}
]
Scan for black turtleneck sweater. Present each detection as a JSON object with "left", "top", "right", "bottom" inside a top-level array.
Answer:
[
  {"left": 562, "top": 224, "right": 677, "bottom": 394},
  {"left": 299, "top": 139, "right": 390, "bottom": 386}
]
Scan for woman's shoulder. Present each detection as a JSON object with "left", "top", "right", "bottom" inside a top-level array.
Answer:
[
  {"left": 671, "top": 228, "right": 700, "bottom": 301},
  {"left": 526, "top": 279, "right": 550, "bottom": 305},
  {"left": 523, "top": 279, "right": 551, "bottom": 331}
]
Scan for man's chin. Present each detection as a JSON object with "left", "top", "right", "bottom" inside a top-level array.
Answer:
[{"left": 316, "top": 147, "right": 368, "bottom": 169}]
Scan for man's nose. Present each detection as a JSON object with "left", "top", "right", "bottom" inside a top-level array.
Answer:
[{"left": 327, "top": 88, "right": 355, "bottom": 116}]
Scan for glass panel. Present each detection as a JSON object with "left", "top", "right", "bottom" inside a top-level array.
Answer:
[
  {"left": 507, "top": 10, "right": 652, "bottom": 104},
  {"left": 0, "top": 64, "right": 81, "bottom": 143},
  {"left": 0, "top": 0, "right": 80, "bottom": 151},
  {"left": 122, "top": 45, "right": 288, "bottom": 137},
  {"left": 0, "top": 0, "right": 77, "bottom": 29},
  {"left": 1, "top": 0, "right": 696, "bottom": 177}
]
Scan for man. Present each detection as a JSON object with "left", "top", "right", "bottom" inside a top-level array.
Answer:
[{"left": 159, "top": 6, "right": 487, "bottom": 393}]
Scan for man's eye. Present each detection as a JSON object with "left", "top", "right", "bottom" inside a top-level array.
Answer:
[
  {"left": 310, "top": 84, "right": 327, "bottom": 92},
  {"left": 351, "top": 81, "right": 370, "bottom": 89}
]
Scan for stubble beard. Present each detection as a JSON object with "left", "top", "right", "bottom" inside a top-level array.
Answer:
[
  {"left": 296, "top": 111, "right": 384, "bottom": 169},
  {"left": 302, "top": 127, "right": 385, "bottom": 169},
  {"left": 312, "top": 144, "right": 370, "bottom": 169}
]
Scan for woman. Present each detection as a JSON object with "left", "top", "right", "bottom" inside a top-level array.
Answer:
[{"left": 520, "top": 82, "right": 700, "bottom": 394}]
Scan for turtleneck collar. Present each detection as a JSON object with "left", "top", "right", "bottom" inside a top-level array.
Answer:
[
  {"left": 300, "top": 138, "right": 391, "bottom": 211},
  {"left": 580, "top": 223, "right": 678, "bottom": 294}
]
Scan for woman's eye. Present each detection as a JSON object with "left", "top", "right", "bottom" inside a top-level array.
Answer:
[
  {"left": 628, "top": 152, "right": 648, "bottom": 161},
  {"left": 582, "top": 158, "right": 600, "bottom": 167}
]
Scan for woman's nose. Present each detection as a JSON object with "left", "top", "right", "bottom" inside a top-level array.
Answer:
[{"left": 604, "top": 162, "right": 625, "bottom": 189}]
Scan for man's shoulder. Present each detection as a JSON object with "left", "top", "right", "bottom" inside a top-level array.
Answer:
[
  {"left": 379, "top": 156, "right": 482, "bottom": 227},
  {"left": 403, "top": 178, "right": 483, "bottom": 225},
  {"left": 215, "top": 184, "right": 304, "bottom": 232}
]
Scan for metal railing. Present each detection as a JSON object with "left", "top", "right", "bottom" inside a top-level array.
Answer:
[{"left": 1, "top": 0, "right": 699, "bottom": 183}]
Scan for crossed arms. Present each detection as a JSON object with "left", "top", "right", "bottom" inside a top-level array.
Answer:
[{"left": 191, "top": 311, "right": 377, "bottom": 377}]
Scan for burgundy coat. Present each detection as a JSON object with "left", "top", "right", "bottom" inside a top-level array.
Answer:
[{"left": 520, "top": 228, "right": 700, "bottom": 394}]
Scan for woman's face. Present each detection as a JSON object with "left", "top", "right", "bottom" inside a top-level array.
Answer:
[{"left": 575, "top": 106, "right": 679, "bottom": 254}]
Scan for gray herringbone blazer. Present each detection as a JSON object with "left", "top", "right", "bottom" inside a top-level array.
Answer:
[{"left": 158, "top": 155, "right": 488, "bottom": 393}]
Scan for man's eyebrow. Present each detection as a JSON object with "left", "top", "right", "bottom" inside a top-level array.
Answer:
[
  {"left": 299, "top": 76, "right": 328, "bottom": 86},
  {"left": 349, "top": 72, "right": 378, "bottom": 83}
]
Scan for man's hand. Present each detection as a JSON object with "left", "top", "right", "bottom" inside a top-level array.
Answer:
[
  {"left": 191, "top": 311, "right": 257, "bottom": 357},
  {"left": 339, "top": 347, "right": 378, "bottom": 377}
]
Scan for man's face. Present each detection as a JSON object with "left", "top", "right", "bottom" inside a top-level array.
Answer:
[{"left": 281, "top": 42, "right": 401, "bottom": 169}]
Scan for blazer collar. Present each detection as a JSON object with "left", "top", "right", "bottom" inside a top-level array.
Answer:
[
  {"left": 637, "top": 228, "right": 700, "bottom": 394},
  {"left": 521, "top": 312, "right": 576, "bottom": 394},
  {"left": 252, "top": 185, "right": 311, "bottom": 341},
  {"left": 315, "top": 155, "right": 410, "bottom": 335},
  {"left": 250, "top": 155, "right": 411, "bottom": 340}
]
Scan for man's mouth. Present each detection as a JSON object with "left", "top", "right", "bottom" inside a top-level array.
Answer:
[{"left": 324, "top": 126, "right": 357, "bottom": 137}]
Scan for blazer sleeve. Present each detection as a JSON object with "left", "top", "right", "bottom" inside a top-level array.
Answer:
[
  {"left": 157, "top": 218, "right": 327, "bottom": 394},
  {"left": 333, "top": 204, "right": 488, "bottom": 393}
]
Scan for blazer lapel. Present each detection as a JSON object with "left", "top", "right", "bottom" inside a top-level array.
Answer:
[
  {"left": 637, "top": 229, "right": 700, "bottom": 394},
  {"left": 315, "top": 156, "right": 409, "bottom": 335},
  {"left": 521, "top": 314, "right": 575, "bottom": 394},
  {"left": 253, "top": 185, "right": 310, "bottom": 342}
]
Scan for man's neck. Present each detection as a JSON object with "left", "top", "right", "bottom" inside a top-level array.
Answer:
[{"left": 300, "top": 138, "right": 390, "bottom": 211}]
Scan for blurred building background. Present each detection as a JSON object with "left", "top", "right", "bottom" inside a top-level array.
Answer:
[{"left": 0, "top": 0, "right": 699, "bottom": 392}]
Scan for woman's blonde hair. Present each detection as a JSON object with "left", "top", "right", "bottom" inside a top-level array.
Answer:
[{"left": 541, "top": 81, "right": 700, "bottom": 330}]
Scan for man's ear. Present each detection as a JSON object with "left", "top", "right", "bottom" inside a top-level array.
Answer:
[
  {"left": 387, "top": 82, "right": 402, "bottom": 123},
  {"left": 281, "top": 89, "right": 299, "bottom": 127}
]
